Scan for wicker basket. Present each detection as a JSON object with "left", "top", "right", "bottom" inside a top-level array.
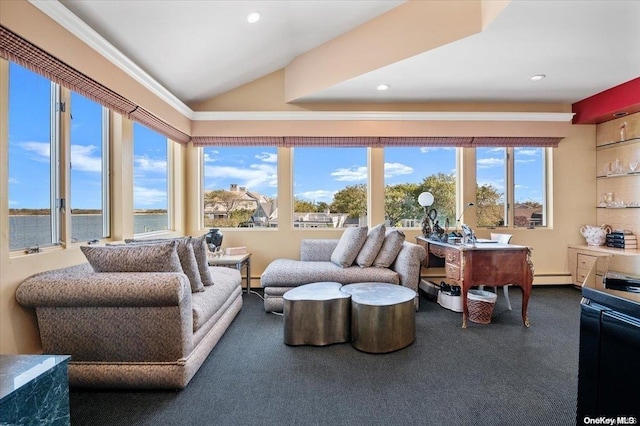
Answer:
[{"left": 467, "top": 289, "right": 497, "bottom": 324}]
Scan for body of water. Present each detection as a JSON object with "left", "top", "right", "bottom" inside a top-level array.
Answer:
[{"left": 9, "top": 214, "right": 168, "bottom": 251}]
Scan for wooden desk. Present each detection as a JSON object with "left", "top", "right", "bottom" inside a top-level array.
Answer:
[{"left": 416, "top": 237, "right": 534, "bottom": 328}]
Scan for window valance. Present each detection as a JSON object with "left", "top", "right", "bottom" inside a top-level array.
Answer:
[
  {"left": 191, "top": 136, "right": 562, "bottom": 147},
  {"left": 0, "top": 25, "right": 190, "bottom": 145}
]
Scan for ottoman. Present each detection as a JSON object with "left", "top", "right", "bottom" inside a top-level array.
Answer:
[
  {"left": 283, "top": 282, "right": 351, "bottom": 346},
  {"left": 341, "top": 283, "right": 416, "bottom": 353}
]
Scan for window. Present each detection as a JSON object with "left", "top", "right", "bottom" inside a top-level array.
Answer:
[
  {"left": 476, "top": 147, "right": 548, "bottom": 228},
  {"left": 293, "top": 147, "right": 367, "bottom": 228},
  {"left": 7, "top": 63, "right": 113, "bottom": 252},
  {"left": 384, "top": 147, "right": 457, "bottom": 229},
  {"left": 202, "top": 147, "right": 277, "bottom": 228},
  {"left": 133, "top": 123, "right": 169, "bottom": 234},
  {"left": 514, "top": 147, "right": 547, "bottom": 227},
  {"left": 476, "top": 147, "right": 506, "bottom": 227},
  {"left": 8, "top": 63, "right": 56, "bottom": 251},
  {"left": 70, "top": 92, "right": 109, "bottom": 242}
]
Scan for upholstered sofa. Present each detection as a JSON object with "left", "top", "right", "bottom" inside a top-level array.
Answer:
[
  {"left": 260, "top": 226, "right": 426, "bottom": 313},
  {"left": 16, "top": 238, "right": 243, "bottom": 390}
]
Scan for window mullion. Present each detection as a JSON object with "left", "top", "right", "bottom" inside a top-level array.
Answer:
[
  {"left": 102, "top": 107, "right": 111, "bottom": 238},
  {"left": 506, "top": 148, "right": 514, "bottom": 227},
  {"left": 50, "top": 82, "right": 62, "bottom": 246}
]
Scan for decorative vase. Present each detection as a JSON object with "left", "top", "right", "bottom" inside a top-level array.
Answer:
[
  {"left": 580, "top": 224, "right": 612, "bottom": 246},
  {"left": 205, "top": 228, "right": 223, "bottom": 250}
]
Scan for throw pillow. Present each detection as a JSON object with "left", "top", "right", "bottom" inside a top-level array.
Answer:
[
  {"left": 330, "top": 226, "right": 369, "bottom": 268},
  {"left": 372, "top": 229, "right": 406, "bottom": 268},
  {"left": 190, "top": 234, "right": 216, "bottom": 286},
  {"left": 81, "top": 241, "right": 183, "bottom": 273},
  {"left": 355, "top": 223, "right": 386, "bottom": 267},
  {"left": 125, "top": 237, "right": 204, "bottom": 293}
]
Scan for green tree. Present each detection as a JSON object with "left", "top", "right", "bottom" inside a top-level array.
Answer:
[
  {"left": 294, "top": 198, "right": 317, "bottom": 212},
  {"left": 384, "top": 183, "right": 421, "bottom": 226},
  {"left": 331, "top": 184, "right": 366, "bottom": 218},
  {"left": 476, "top": 184, "right": 504, "bottom": 227},
  {"left": 418, "top": 173, "right": 456, "bottom": 227}
]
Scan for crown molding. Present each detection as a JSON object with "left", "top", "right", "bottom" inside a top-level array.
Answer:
[
  {"left": 29, "top": 0, "right": 194, "bottom": 119},
  {"left": 192, "top": 111, "right": 575, "bottom": 122}
]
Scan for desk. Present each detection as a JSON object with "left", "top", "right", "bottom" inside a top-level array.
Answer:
[
  {"left": 416, "top": 237, "right": 534, "bottom": 328},
  {"left": 208, "top": 252, "right": 252, "bottom": 294}
]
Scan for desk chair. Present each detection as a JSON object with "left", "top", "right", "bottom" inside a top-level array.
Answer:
[{"left": 489, "top": 232, "right": 513, "bottom": 310}]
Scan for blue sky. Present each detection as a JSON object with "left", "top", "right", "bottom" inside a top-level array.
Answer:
[{"left": 9, "top": 62, "right": 544, "bottom": 211}]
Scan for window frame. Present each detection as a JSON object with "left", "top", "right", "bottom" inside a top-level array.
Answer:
[{"left": 7, "top": 61, "right": 112, "bottom": 253}]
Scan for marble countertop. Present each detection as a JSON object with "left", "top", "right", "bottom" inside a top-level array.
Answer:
[{"left": 0, "top": 355, "right": 70, "bottom": 400}]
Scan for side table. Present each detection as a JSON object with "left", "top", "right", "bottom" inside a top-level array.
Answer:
[{"left": 208, "top": 252, "right": 252, "bottom": 294}]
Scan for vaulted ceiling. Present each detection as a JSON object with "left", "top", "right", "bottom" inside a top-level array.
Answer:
[{"left": 44, "top": 0, "right": 640, "bottom": 123}]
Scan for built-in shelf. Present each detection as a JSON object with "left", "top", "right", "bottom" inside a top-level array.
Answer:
[
  {"left": 596, "top": 171, "right": 640, "bottom": 179},
  {"left": 597, "top": 137, "right": 640, "bottom": 150},
  {"left": 597, "top": 206, "right": 640, "bottom": 209}
]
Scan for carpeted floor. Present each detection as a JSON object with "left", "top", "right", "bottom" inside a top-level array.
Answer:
[{"left": 70, "top": 285, "right": 581, "bottom": 426}]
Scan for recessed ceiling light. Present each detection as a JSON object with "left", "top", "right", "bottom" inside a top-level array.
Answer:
[
  {"left": 377, "top": 84, "right": 390, "bottom": 91},
  {"left": 530, "top": 74, "right": 546, "bottom": 82},
  {"left": 613, "top": 111, "right": 629, "bottom": 118},
  {"left": 247, "top": 11, "right": 261, "bottom": 23}
]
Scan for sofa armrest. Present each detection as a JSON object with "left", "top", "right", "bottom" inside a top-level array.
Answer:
[
  {"left": 300, "top": 239, "right": 339, "bottom": 262},
  {"left": 16, "top": 269, "right": 193, "bottom": 363},
  {"left": 17, "top": 271, "right": 190, "bottom": 308},
  {"left": 391, "top": 241, "right": 427, "bottom": 292}
]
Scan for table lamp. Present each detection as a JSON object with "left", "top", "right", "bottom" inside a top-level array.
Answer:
[{"left": 418, "top": 192, "right": 434, "bottom": 237}]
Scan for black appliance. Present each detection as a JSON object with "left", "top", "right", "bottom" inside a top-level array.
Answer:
[{"left": 577, "top": 280, "right": 640, "bottom": 423}]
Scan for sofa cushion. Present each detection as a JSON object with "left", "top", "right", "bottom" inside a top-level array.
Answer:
[
  {"left": 373, "top": 229, "right": 406, "bottom": 268},
  {"left": 187, "top": 235, "right": 215, "bottom": 287},
  {"left": 81, "top": 241, "right": 183, "bottom": 273},
  {"left": 330, "top": 226, "right": 369, "bottom": 267},
  {"left": 191, "top": 267, "right": 241, "bottom": 332},
  {"left": 261, "top": 259, "right": 399, "bottom": 288},
  {"left": 126, "top": 235, "right": 215, "bottom": 288},
  {"left": 125, "top": 237, "right": 204, "bottom": 293},
  {"left": 356, "top": 223, "right": 386, "bottom": 267}
]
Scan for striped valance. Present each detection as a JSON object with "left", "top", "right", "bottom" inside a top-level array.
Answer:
[
  {"left": 191, "top": 136, "right": 562, "bottom": 147},
  {"left": 0, "top": 25, "right": 191, "bottom": 145}
]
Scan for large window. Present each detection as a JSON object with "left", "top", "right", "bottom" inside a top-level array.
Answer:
[
  {"left": 70, "top": 92, "right": 109, "bottom": 242},
  {"left": 8, "top": 63, "right": 55, "bottom": 251},
  {"left": 384, "top": 147, "right": 457, "bottom": 229},
  {"left": 133, "top": 123, "right": 169, "bottom": 234},
  {"left": 293, "top": 147, "right": 367, "bottom": 228},
  {"left": 476, "top": 147, "right": 547, "bottom": 227},
  {"left": 202, "top": 147, "right": 277, "bottom": 228},
  {"left": 8, "top": 63, "right": 111, "bottom": 251}
]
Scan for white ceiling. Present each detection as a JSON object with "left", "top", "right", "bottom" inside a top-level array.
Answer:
[{"left": 54, "top": 0, "right": 640, "bottom": 108}]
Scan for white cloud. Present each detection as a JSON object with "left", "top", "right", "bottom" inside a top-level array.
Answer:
[
  {"left": 419, "top": 147, "right": 455, "bottom": 153},
  {"left": 204, "top": 163, "right": 277, "bottom": 190},
  {"left": 295, "top": 190, "right": 335, "bottom": 202},
  {"left": 203, "top": 151, "right": 218, "bottom": 163},
  {"left": 8, "top": 177, "right": 19, "bottom": 184},
  {"left": 134, "top": 156, "right": 167, "bottom": 172},
  {"left": 515, "top": 158, "right": 537, "bottom": 164},
  {"left": 384, "top": 162, "right": 413, "bottom": 178},
  {"left": 331, "top": 166, "right": 367, "bottom": 182},
  {"left": 256, "top": 152, "right": 277, "bottom": 163},
  {"left": 71, "top": 144, "right": 102, "bottom": 172},
  {"left": 8, "top": 199, "right": 18, "bottom": 206},
  {"left": 516, "top": 149, "right": 539, "bottom": 156},
  {"left": 477, "top": 157, "right": 504, "bottom": 169},
  {"left": 20, "top": 141, "right": 50, "bottom": 162},
  {"left": 133, "top": 186, "right": 167, "bottom": 207}
]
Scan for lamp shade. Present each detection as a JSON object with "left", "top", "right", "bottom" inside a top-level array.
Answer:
[{"left": 418, "top": 192, "right": 434, "bottom": 207}]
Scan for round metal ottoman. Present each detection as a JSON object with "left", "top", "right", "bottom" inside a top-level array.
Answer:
[
  {"left": 340, "top": 283, "right": 416, "bottom": 353},
  {"left": 283, "top": 282, "right": 351, "bottom": 346}
]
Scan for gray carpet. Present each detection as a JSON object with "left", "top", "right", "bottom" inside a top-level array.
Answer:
[{"left": 70, "top": 285, "right": 581, "bottom": 426}]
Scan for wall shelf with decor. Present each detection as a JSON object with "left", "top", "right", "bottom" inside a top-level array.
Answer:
[{"left": 569, "top": 113, "right": 640, "bottom": 288}]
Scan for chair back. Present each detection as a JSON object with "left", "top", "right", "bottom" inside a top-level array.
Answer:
[{"left": 490, "top": 233, "right": 513, "bottom": 244}]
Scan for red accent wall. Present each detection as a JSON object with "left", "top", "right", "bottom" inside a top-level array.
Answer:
[{"left": 572, "top": 77, "right": 640, "bottom": 124}]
